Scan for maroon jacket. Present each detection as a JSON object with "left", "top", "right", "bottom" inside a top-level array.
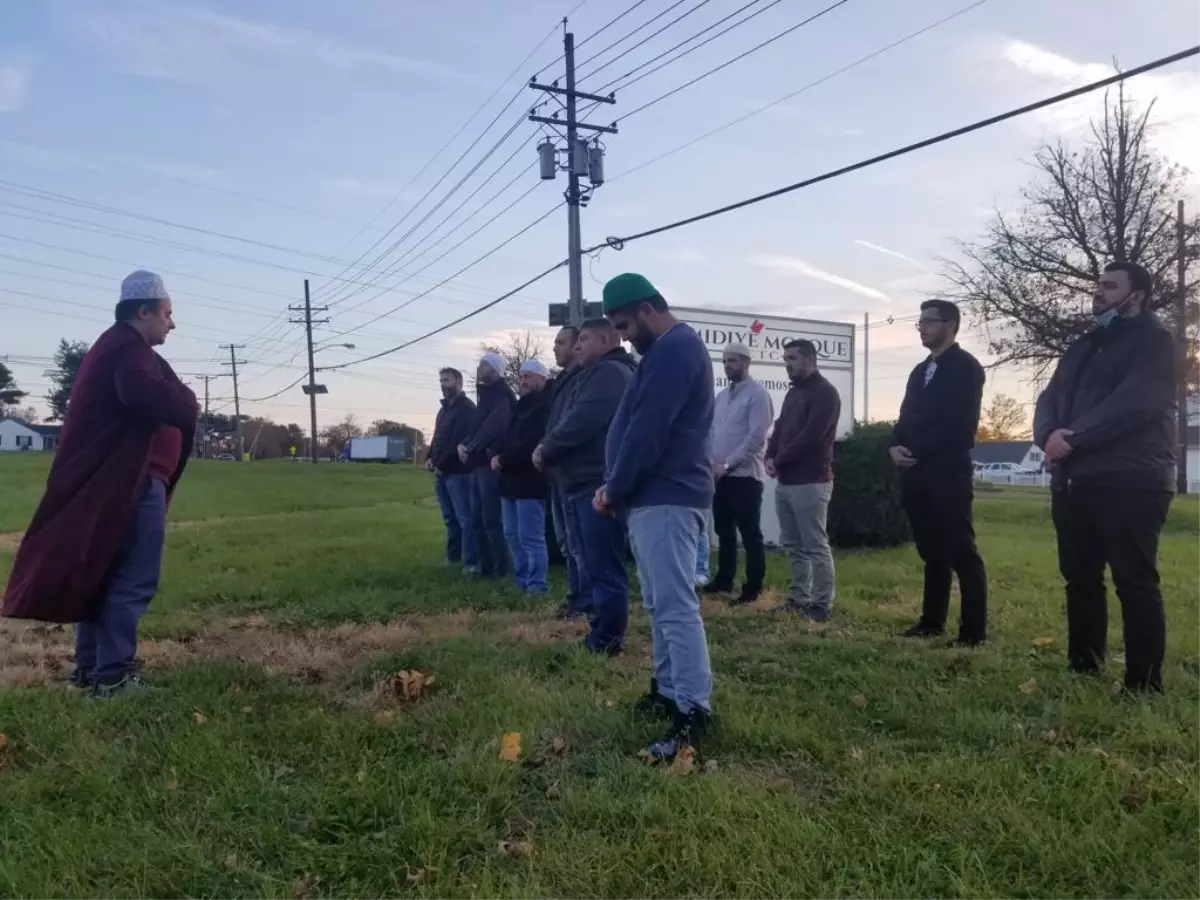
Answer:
[
  {"left": 766, "top": 370, "right": 841, "bottom": 485},
  {"left": 2, "top": 323, "right": 198, "bottom": 623}
]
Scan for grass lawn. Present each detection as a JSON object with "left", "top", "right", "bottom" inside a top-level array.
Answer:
[{"left": 1, "top": 454, "right": 1197, "bottom": 899}]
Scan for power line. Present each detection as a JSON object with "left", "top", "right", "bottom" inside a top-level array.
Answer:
[
  {"left": 577, "top": 0, "right": 716, "bottom": 79},
  {"left": 591, "top": 46, "right": 1200, "bottom": 248},
  {"left": 317, "top": 44, "right": 1198, "bottom": 371},
  {"left": 314, "top": 15, "right": 572, "bottom": 300},
  {"left": 610, "top": 0, "right": 993, "bottom": 182},
  {"left": 329, "top": 195, "right": 563, "bottom": 337},
  {"left": 619, "top": 0, "right": 854, "bottom": 123},
  {"left": 590, "top": 0, "right": 785, "bottom": 98},
  {"left": 321, "top": 258, "right": 569, "bottom": 371},
  {"left": 575, "top": 0, "right": 654, "bottom": 50}
]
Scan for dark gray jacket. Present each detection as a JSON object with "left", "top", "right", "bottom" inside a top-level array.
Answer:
[
  {"left": 1033, "top": 313, "right": 1177, "bottom": 492},
  {"left": 540, "top": 347, "right": 636, "bottom": 498},
  {"left": 462, "top": 378, "right": 516, "bottom": 470}
]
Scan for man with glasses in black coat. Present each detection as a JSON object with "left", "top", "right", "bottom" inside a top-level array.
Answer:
[{"left": 890, "top": 298, "right": 988, "bottom": 647}]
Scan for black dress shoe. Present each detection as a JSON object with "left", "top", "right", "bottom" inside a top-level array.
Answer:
[
  {"left": 731, "top": 588, "right": 760, "bottom": 607},
  {"left": 633, "top": 678, "right": 679, "bottom": 720},
  {"left": 641, "top": 706, "right": 712, "bottom": 763},
  {"left": 702, "top": 581, "right": 733, "bottom": 595},
  {"left": 900, "top": 623, "right": 944, "bottom": 638}
]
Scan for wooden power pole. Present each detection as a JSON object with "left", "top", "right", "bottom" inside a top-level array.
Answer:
[{"left": 1176, "top": 199, "right": 1190, "bottom": 494}]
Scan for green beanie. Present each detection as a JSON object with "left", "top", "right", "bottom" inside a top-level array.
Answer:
[{"left": 602, "top": 272, "right": 659, "bottom": 314}]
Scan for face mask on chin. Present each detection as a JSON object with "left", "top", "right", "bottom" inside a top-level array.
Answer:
[{"left": 1093, "top": 307, "right": 1120, "bottom": 328}]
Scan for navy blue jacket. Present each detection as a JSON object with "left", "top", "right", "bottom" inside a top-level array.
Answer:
[
  {"left": 604, "top": 324, "right": 714, "bottom": 509},
  {"left": 429, "top": 392, "right": 476, "bottom": 474},
  {"left": 496, "top": 387, "right": 552, "bottom": 500}
]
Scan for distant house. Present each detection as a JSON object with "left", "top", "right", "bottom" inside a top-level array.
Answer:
[
  {"left": 0, "top": 419, "right": 62, "bottom": 452},
  {"left": 970, "top": 440, "right": 1045, "bottom": 472}
]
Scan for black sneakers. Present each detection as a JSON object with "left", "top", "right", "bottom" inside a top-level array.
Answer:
[
  {"left": 633, "top": 678, "right": 679, "bottom": 720},
  {"left": 642, "top": 707, "right": 711, "bottom": 763}
]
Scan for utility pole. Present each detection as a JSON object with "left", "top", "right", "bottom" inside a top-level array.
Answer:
[
  {"left": 195, "top": 374, "right": 216, "bottom": 458},
  {"left": 1176, "top": 199, "right": 1190, "bottom": 494},
  {"left": 530, "top": 23, "right": 617, "bottom": 327},
  {"left": 220, "top": 344, "right": 246, "bottom": 461},
  {"left": 291, "top": 279, "right": 329, "bottom": 465},
  {"left": 862, "top": 312, "right": 870, "bottom": 424}
]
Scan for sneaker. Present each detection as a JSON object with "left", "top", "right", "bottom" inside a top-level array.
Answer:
[
  {"left": 900, "top": 622, "right": 944, "bottom": 638},
  {"left": 633, "top": 678, "right": 678, "bottom": 720},
  {"left": 67, "top": 668, "right": 94, "bottom": 690},
  {"left": 89, "top": 673, "right": 151, "bottom": 699},
  {"left": 786, "top": 602, "right": 830, "bottom": 622},
  {"left": 641, "top": 707, "right": 711, "bottom": 763}
]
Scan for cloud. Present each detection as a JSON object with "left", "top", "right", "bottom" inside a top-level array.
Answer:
[
  {"left": 61, "top": 0, "right": 484, "bottom": 88},
  {"left": 0, "top": 63, "right": 29, "bottom": 112},
  {"left": 655, "top": 247, "right": 713, "bottom": 267},
  {"left": 748, "top": 253, "right": 891, "bottom": 303},
  {"left": 854, "top": 240, "right": 926, "bottom": 269},
  {"left": 992, "top": 38, "right": 1200, "bottom": 169},
  {"left": 319, "top": 176, "right": 410, "bottom": 201}
]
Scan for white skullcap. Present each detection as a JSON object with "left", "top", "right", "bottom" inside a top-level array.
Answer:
[
  {"left": 120, "top": 270, "right": 170, "bottom": 303},
  {"left": 519, "top": 359, "right": 549, "bottom": 378},
  {"left": 724, "top": 342, "right": 752, "bottom": 359},
  {"left": 480, "top": 352, "right": 505, "bottom": 377}
]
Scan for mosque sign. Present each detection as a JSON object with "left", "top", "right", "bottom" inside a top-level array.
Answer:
[{"left": 674, "top": 307, "right": 856, "bottom": 440}]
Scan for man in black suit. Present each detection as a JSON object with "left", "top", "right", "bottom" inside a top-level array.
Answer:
[{"left": 889, "top": 299, "right": 988, "bottom": 646}]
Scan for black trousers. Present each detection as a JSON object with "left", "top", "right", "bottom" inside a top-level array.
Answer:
[
  {"left": 712, "top": 476, "right": 766, "bottom": 592},
  {"left": 1051, "top": 485, "right": 1171, "bottom": 692},
  {"left": 901, "top": 476, "right": 988, "bottom": 641}
]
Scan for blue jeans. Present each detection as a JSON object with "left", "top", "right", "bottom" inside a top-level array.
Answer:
[
  {"left": 628, "top": 505, "right": 713, "bottom": 714},
  {"left": 74, "top": 479, "right": 167, "bottom": 685},
  {"left": 695, "top": 510, "right": 711, "bottom": 585},
  {"left": 501, "top": 498, "right": 549, "bottom": 594},
  {"left": 569, "top": 493, "right": 629, "bottom": 651},
  {"left": 551, "top": 484, "right": 583, "bottom": 609},
  {"left": 471, "top": 467, "right": 507, "bottom": 577},
  {"left": 435, "top": 473, "right": 477, "bottom": 568}
]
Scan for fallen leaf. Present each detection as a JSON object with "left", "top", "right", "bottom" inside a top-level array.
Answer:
[
  {"left": 703, "top": 759, "right": 719, "bottom": 774},
  {"left": 603, "top": 698, "right": 615, "bottom": 708},
  {"left": 498, "top": 839, "right": 534, "bottom": 860},
  {"left": 385, "top": 669, "right": 436, "bottom": 703},
  {"left": 192, "top": 711, "right": 208, "bottom": 725},
  {"left": 499, "top": 732, "right": 522, "bottom": 763},
  {"left": 222, "top": 853, "right": 240, "bottom": 872},
  {"left": 850, "top": 694, "right": 868, "bottom": 709},
  {"left": 240, "top": 706, "right": 253, "bottom": 714},
  {"left": 373, "top": 710, "right": 397, "bottom": 726},
  {"left": 545, "top": 780, "right": 561, "bottom": 799},
  {"left": 549, "top": 735, "right": 570, "bottom": 755},
  {"left": 1032, "top": 636, "right": 1055, "bottom": 648},
  {"left": 667, "top": 745, "right": 696, "bottom": 776},
  {"left": 293, "top": 872, "right": 319, "bottom": 900},
  {"left": 1018, "top": 678, "right": 1038, "bottom": 695},
  {"left": 166, "top": 779, "right": 179, "bottom": 791},
  {"left": 849, "top": 746, "right": 865, "bottom": 762},
  {"left": 0, "top": 733, "right": 8, "bottom": 749},
  {"left": 406, "top": 866, "right": 437, "bottom": 885}
]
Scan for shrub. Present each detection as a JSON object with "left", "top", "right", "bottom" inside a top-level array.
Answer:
[{"left": 829, "top": 421, "right": 911, "bottom": 548}]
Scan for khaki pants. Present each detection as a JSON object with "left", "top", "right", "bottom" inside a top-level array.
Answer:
[{"left": 775, "top": 481, "right": 835, "bottom": 612}]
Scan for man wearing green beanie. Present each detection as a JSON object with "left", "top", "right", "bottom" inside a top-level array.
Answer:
[{"left": 595, "top": 272, "right": 715, "bottom": 762}]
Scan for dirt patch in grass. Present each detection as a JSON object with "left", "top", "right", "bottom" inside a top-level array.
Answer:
[
  {"left": 0, "top": 532, "right": 22, "bottom": 552},
  {"left": 0, "top": 608, "right": 588, "bottom": 689}
]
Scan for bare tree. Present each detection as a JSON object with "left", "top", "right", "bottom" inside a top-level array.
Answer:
[
  {"left": 943, "top": 81, "right": 1198, "bottom": 385},
  {"left": 479, "top": 329, "right": 546, "bottom": 393},
  {"left": 977, "top": 393, "right": 1027, "bottom": 441},
  {"left": 320, "top": 413, "right": 363, "bottom": 455}
]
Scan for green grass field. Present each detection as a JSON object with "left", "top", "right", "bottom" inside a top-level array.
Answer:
[{"left": 1, "top": 455, "right": 1197, "bottom": 899}]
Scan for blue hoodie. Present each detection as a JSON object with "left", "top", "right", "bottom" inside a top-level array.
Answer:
[{"left": 604, "top": 323, "right": 714, "bottom": 509}]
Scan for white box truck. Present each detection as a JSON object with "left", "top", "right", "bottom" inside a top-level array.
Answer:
[{"left": 348, "top": 435, "right": 408, "bottom": 462}]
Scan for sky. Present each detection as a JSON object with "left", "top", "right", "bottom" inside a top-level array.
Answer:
[{"left": 1, "top": 0, "right": 1198, "bottom": 438}]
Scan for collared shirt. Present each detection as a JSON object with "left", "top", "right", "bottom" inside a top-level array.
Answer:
[{"left": 711, "top": 377, "right": 773, "bottom": 481}]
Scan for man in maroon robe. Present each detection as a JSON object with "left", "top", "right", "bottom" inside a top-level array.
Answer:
[{"left": 2, "top": 270, "right": 198, "bottom": 697}]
